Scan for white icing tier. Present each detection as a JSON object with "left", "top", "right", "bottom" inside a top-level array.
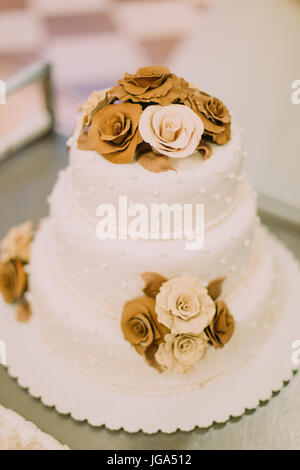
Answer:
[
  {"left": 47, "top": 167, "right": 256, "bottom": 319},
  {"left": 69, "top": 121, "right": 245, "bottom": 228},
  {"left": 30, "top": 223, "right": 275, "bottom": 392}
]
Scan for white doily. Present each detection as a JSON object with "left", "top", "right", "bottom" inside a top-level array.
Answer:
[
  {"left": 0, "top": 405, "right": 69, "bottom": 450},
  {"left": 0, "top": 232, "right": 299, "bottom": 434}
]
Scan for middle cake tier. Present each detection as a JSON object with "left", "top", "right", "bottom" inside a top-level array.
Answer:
[{"left": 48, "top": 167, "right": 257, "bottom": 320}]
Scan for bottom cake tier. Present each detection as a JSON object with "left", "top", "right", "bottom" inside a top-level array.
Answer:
[{"left": 29, "top": 220, "right": 276, "bottom": 395}]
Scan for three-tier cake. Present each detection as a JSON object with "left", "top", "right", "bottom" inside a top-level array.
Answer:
[{"left": 24, "top": 66, "right": 276, "bottom": 391}]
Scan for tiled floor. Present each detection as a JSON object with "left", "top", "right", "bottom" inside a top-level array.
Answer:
[{"left": 0, "top": 0, "right": 209, "bottom": 134}]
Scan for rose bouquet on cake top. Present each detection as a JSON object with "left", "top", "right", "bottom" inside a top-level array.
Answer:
[
  {"left": 121, "top": 272, "right": 235, "bottom": 373},
  {"left": 77, "top": 66, "right": 232, "bottom": 173}
]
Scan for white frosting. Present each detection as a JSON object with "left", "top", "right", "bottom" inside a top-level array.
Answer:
[{"left": 69, "top": 121, "right": 244, "bottom": 227}]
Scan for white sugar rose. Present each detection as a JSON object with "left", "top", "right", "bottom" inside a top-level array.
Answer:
[
  {"left": 155, "top": 274, "right": 215, "bottom": 334},
  {"left": 1, "top": 221, "right": 32, "bottom": 263},
  {"left": 155, "top": 333, "right": 207, "bottom": 373},
  {"left": 138, "top": 104, "right": 204, "bottom": 158}
]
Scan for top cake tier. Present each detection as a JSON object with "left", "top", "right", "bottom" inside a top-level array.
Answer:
[
  {"left": 69, "top": 66, "right": 244, "bottom": 227},
  {"left": 70, "top": 122, "right": 244, "bottom": 228}
]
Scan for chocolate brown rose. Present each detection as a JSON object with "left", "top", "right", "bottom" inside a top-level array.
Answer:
[
  {"left": 121, "top": 296, "right": 169, "bottom": 356},
  {"left": 0, "top": 260, "right": 27, "bottom": 304},
  {"left": 110, "top": 66, "right": 189, "bottom": 106},
  {"left": 204, "top": 300, "right": 234, "bottom": 348},
  {"left": 184, "top": 89, "right": 231, "bottom": 145},
  {"left": 88, "top": 103, "right": 142, "bottom": 164}
]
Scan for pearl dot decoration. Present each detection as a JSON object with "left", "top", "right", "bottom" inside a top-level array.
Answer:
[
  {"left": 226, "top": 197, "right": 232, "bottom": 204},
  {"left": 153, "top": 189, "right": 160, "bottom": 197},
  {"left": 198, "top": 187, "right": 206, "bottom": 194},
  {"left": 176, "top": 177, "right": 183, "bottom": 183},
  {"left": 101, "top": 263, "right": 108, "bottom": 270},
  {"left": 227, "top": 172, "right": 235, "bottom": 180},
  {"left": 214, "top": 194, "right": 221, "bottom": 200},
  {"left": 230, "top": 265, "right": 237, "bottom": 272}
]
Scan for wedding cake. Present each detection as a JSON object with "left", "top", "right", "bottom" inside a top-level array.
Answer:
[{"left": 0, "top": 67, "right": 276, "bottom": 394}]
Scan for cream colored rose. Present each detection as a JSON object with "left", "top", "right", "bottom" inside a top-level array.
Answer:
[
  {"left": 155, "top": 333, "right": 207, "bottom": 373},
  {"left": 155, "top": 274, "right": 215, "bottom": 334},
  {"left": 138, "top": 104, "right": 204, "bottom": 158},
  {"left": 79, "top": 89, "right": 113, "bottom": 128},
  {"left": 1, "top": 221, "right": 32, "bottom": 263}
]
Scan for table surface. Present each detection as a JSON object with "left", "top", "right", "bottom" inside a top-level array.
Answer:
[{"left": 0, "top": 134, "right": 299, "bottom": 450}]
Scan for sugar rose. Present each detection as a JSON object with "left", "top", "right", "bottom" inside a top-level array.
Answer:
[
  {"left": 79, "top": 89, "right": 113, "bottom": 128},
  {"left": 139, "top": 104, "right": 204, "bottom": 159},
  {"left": 155, "top": 274, "right": 216, "bottom": 334},
  {"left": 121, "top": 296, "right": 168, "bottom": 355},
  {"left": 155, "top": 333, "right": 207, "bottom": 373},
  {"left": 110, "top": 66, "right": 189, "bottom": 106},
  {"left": 184, "top": 89, "right": 231, "bottom": 145},
  {"left": 1, "top": 221, "right": 32, "bottom": 263},
  {"left": 0, "top": 260, "right": 27, "bottom": 304},
  {"left": 88, "top": 103, "right": 142, "bottom": 164},
  {"left": 205, "top": 300, "right": 234, "bottom": 348}
]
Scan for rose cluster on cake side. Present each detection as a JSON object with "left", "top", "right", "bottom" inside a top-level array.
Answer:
[
  {"left": 121, "top": 273, "right": 234, "bottom": 373},
  {"left": 77, "top": 66, "right": 232, "bottom": 173},
  {"left": 0, "top": 222, "right": 33, "bottom": 322}
]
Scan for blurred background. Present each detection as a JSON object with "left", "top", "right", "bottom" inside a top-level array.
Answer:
[{"left": 0, "top": 0, "right": 299, "bottom": 222}]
